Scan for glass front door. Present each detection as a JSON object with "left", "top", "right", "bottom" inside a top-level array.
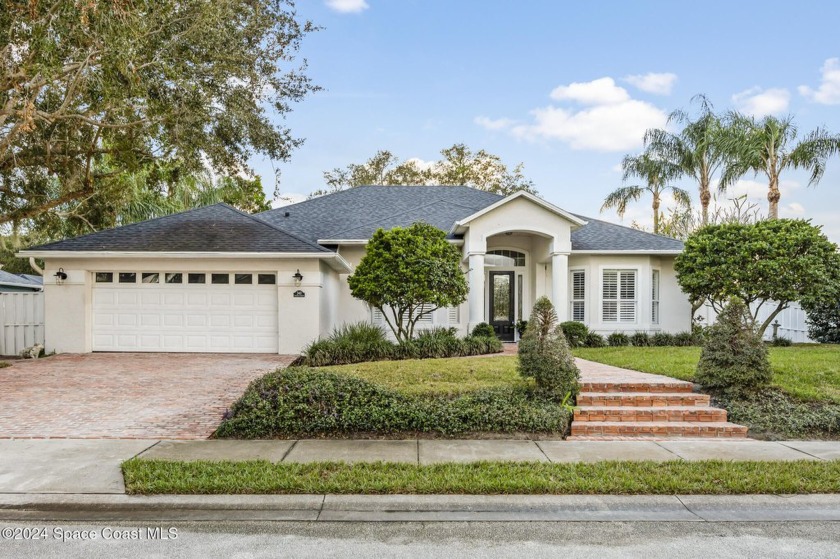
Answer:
[{"left": 489, "top": 271, "right": 515, "bottom": 341}]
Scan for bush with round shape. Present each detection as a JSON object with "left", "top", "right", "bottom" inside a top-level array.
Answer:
[
  {"left": 559, "top": 321, "right": 589, "bottom": 348},
  {"left": 696, "top": 298, "right": 772, "bottom": 396},
  {"left": 607, "top": 332, "right": 630, "bottom": 347},
  {"left": 518, "top": 297, "right": 580, "bottom": 400},
  {"left": 471, "top": 322, "right": 497, "bottom": 338}
]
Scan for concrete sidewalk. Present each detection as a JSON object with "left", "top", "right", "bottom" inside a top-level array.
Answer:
[
  {"left": 2, "top": 493, "right": 840, "bottom": 522},
  {"left": 2, "top": 439, "right": 839, "bottom": 495}
]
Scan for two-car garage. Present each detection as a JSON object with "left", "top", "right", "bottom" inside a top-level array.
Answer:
[{"left": 91, "top": 271, "right": 279, "bottom": 353}]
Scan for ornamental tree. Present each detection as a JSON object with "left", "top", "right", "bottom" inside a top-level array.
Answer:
[
  {"left": 675, "top": 219, "right": 840, "bottom": 337},
  {"left": 347, "top": 223, "right": 468, "bottom": 342}
]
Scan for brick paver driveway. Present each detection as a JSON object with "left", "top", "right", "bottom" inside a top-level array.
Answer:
[{"left": 0, "top": 353, "right": 294, "bottom": 439}]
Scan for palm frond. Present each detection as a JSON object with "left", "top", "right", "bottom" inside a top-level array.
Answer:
[{"left": 601, "top": 185, "right": 644, "bottom": 217}]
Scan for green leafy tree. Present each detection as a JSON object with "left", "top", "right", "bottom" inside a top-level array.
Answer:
[
  {"left": 675, "top": 220, "right": 840, "bottom": 336},
  {"left": 644, "top": 95, "right": 728, "bottom": 225},
  {"left": 347, "top": 223, "right": 468, "bottom": 342},
  {"left": 696, "top": 297, "right": 772, "bottom": 395},
  {"left": 318, "top": 143, "right": 536, "bottom": 196},
  {"left": 602, "top": 148, "right": 691, "bottom": 234},
  {"left": 1, "top": 0, "right": 316, "bottom": 226},
  {"left": 719, "top": 113, "right": 840, "bottom": 219},
  {"left": 518, "top": 297, "right": 580, "bottom": 400},
  {"left": 801, "top": 260, "right": 840, "bottom": 344}
]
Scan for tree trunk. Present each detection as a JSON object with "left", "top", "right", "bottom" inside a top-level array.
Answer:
[
  {"left": 699, "top": 184, "right": 711, "bottom": 226},
  {"left": 757, "top": 301, "right": 788, "bottom": 338},
  {"left": 652, "top": 194, "right": 660, "bottom": 234},
  {"left": 767, "top": 175, "right": 780, "bottom": 220}
]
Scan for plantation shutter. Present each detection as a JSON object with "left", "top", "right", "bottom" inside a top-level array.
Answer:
[
  {"left": 602, "top": 271, "right": 618, "bottom": 322},
  {"left": 372, "top": 307, "right": 384, "bottom": 322},
  {"left": 651, "top": 270, "right": 660, "bottom": 324},
  {"left": 570, "top": 270, "right": 586, "bottom": 322},
  {"left": 416, "top": 304, "right": 433, "bottom": 323},
  {"left": 448, "top": 306, "right": 460, "bottom": 324},
  {"left": 602, "top": 270, "right": 636, "bottom": 323}
]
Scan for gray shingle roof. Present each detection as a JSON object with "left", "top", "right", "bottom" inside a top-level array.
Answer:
[
  {"left": 29, "top": 204, "right": 329, "bottom": 253},
  {"left": 571, "top": 215, "right": 684, "bottom": 252},
  {"left": 259, "top": 186, "right": 504, "bottom": 241},
  {"left": 0, "top": 270, "right": 43, "bottom": 288}
]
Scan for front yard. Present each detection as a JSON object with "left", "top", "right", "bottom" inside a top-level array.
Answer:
[{"left": 573, "top": 345, "right": 840, "bottom": 403}]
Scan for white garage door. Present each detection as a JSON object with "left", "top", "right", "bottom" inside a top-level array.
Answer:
[{"left": 92, "top": 271, "right": 278, "bottom": 353}]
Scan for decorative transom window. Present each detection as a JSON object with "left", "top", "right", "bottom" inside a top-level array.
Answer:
[
  {"left": 570, "top": 270, "right": 586, "bottom": 322},
  {"left": 651, "top": 270, "right": 660, "bottom": 325},
  {"left": 485, "top": 249, "right": 525, "bottom": 267},
  {"left": 602, "top": 270, "right": 637, "bottom": 323}
]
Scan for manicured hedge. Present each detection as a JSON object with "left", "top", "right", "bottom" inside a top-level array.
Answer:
[
  {"left": 299, "top": 324, "right": 503, "bottom": 367},
  {"left": 216, "top": 368, "right": 571, "bottom": 438}
]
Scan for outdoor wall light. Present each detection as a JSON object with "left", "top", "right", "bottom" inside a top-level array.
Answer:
[
  {"left": 54, "top": 268, "right": 68, "bottom": 284},
  {"left": 293, "top": 269, "right": 304, "bottom": 287}
]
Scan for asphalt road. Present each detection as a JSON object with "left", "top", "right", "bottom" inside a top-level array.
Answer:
[{"left": 1, "top": 521, "right": 839, "bottom": 558}]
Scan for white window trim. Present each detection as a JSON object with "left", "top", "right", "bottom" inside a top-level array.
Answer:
[{"left": 600, "top": 268, "right": 639, "bottom": 324}]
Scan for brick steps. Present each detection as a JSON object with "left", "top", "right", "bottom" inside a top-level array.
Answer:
[
  {"left": 569, "top": 421, "right": 749, "bottom": 438},
  {"left": 574, "top": 406, "right": 727, "bottom": 423},
  {"left": 577, "top": 392, "right": 711, "bottom": 407},
  {"left": 573, "top": 374, "right": 748, "bottom": 440}
]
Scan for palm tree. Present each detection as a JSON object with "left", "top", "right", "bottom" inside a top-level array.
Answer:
[
  {"left": 644, "top": 95, "right": 727, "bottom": 226},
  {"left": 719, "top": 113, "right": 840, "bottom": 219},
  {"left": 602, "top": 149, "right": 691, "bottom": 234}
]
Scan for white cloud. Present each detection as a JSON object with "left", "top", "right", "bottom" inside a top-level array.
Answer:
[
  {"left": 511, "top": 98, "right": 668, "bottom": 151},
  {"left": 798, "top": 58, "right": 840, "bottom": 105},
  {"left": 731, "top": 87, "right": 790, "bottom": 117},
  {"left": 550, "top": 77, "right": 630, "bottom": 105},
  {"left": 730, "top": 179, "right": 801, "bottom": 202},
  {"left": 624, "top": 72, "right": 678, "bottom": 95},
  {"left": 325, "top": 0, "right": 369, "bottom": 13},
  {"left": 474, "top": 116, "right": 516, "bottom": 131},
  {"left": 404, "top": 157, "right": 436, "bottom": 171},
  {"left": 781, "top": 202, "right": 806, "bottom": 216}
]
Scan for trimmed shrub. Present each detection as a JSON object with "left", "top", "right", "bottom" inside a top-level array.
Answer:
[
  {"left": 607, "top": 332, "right": 630, "bottom": 347},
  {"left": 518, "top": 297, "right": 580, "bottom": 400},
  {"left": 770, "top": 335, "right": 793, "bottom": 347},
  {"left": 715, "top": 389, "right": 840, "bottom": 440},
  {"left": 696, "top": 298, "right": 772, "bottom": 395},
  {"left": 216, "top": 368, "right": 571, "bottom": 438},
  {"left": 471, "top": 322, "right": 497, "bottom": 338},
  {"left": 414, "top": 327, "right": 462, "bottom": 358},
  {"left": 674, "top": 331, "right": 700, "bottom": 347},
  {"left": 559, "top": 321, "right": 589, "bottom": 348},
  {"left": 630, "top": 332, "right": 651, "bottom": 347},
  {"left": 651, "top": 332, "right": 675, "bottom": 347},
  {"left": 584, "top": 332, "right": 606, "bottom": 348}
]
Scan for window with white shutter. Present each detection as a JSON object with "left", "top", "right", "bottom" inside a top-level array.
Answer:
[
  {"left": 448, "top": 306, "right": 460, "bottom": 324},
  {"left": 416, "top": 304, "right": 433, "bottom": 323},
  {"left": 651, "top": 270, "right": 660, "bottom": 325},
  {"left": 372, "top": 307, "right": 384, "bottom": 323},
  {"left": 569, "top": 270, "right": 586, "bottom": 322},
  {"left": 602, "top": 270, "right": 637, "bottom": 323}
]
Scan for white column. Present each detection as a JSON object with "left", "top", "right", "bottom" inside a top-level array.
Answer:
[
  {"left": 551, "top": 252, "right": 569, "bottom": 322},
  {"left": 467, "top": 253, "right": 485, "bottom": 330}
]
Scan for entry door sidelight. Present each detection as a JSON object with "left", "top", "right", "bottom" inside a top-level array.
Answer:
[{"left": 489, "top": 271, "right": 515, "bottom": 341}]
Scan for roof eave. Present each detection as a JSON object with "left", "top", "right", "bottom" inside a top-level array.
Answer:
[{"left": 571, "top": 249, "right": 683, "bottom": 255}]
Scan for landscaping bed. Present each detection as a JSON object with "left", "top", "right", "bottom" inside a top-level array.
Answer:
[
  {"left": 123, "top": 459, "right": 840, "bottom": 495},
  {"left": 216, "top": 363, "right": 570, "bottom": 439},
  {"left": 573, "top": 345, "right": 840, "bottom": 439}
]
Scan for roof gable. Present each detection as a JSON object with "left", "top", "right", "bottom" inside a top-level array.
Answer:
[
  {"left": 452, "top": 191, "right": 587, "bottom": 233},
  {"left": 27, "top": 204, "right": 329, "bottom": 253}
]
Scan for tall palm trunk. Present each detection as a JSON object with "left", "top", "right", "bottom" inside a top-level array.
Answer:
[
  {"left": 699, "top": 171, "right": 711, "bottom": 226},
  {"left": 767, "top": 174, "right": 780, "bottom": 219},
  {"left": 652, "top": 191, "right": 661, "bottom": 234}
]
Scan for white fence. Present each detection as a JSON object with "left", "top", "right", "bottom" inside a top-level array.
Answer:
[
  {"left": 697, "top": 301, "right": 813, "bottom": 343},
  {"left": 0, "top": 292, "right": 45, "bottom": 356}
]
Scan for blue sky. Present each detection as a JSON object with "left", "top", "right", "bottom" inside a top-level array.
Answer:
[{"left": 253, "top": 0, "right": 840, "bottom": 241}]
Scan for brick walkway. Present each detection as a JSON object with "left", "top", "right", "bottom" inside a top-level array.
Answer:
[{"left": 0, "top": 353, "right": 294, "bottom": 439}]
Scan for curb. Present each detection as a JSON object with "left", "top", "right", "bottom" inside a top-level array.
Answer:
[{"left": 2, "top": 494, "right": 840, "bottom": 522}]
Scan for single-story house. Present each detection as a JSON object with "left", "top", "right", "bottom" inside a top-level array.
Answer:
[
  {"left": 0, "top": 269, "right": 43, "bottom": 292},
  {"left": 19, "top": 186, "right": 690, "bottom": 354}
]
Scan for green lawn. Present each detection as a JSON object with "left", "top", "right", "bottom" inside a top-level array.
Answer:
[
  {"left": 321, "top": 355, "right": 524, "bottom": 395},
  {"left": 573, "top": 345, "right": 840, "bottom": 403},
  {"left": 123, "top": 459, "right": 840, "bottom": 495}
]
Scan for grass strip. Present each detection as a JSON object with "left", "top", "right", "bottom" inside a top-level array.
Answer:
[{"left": 123, "top": 459, "right": 840, "bottom": 495}]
